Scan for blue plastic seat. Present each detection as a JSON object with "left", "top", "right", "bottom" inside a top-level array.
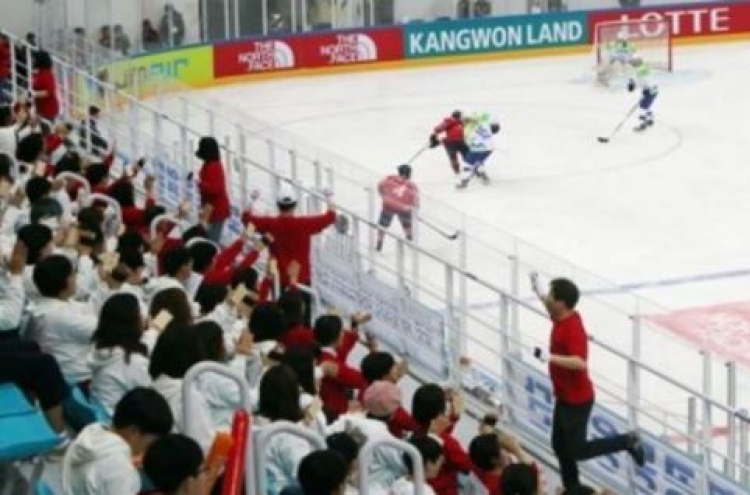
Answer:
[
  {"left": 0, "top": 383, "right": 37, "bottom": 417},
  {"left": 34, "top": 480, "right": 56, "bottom": 495},
  {"left": 0, "top": 411, "right": 61, "bottom": 460},
  {"left": 63, "top": 386, "right": 110, "bottom": 431}
]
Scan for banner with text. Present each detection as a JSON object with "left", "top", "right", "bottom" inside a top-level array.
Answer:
[
  {"left": 588, "top": 2, "right": 750, "bottom": 39},
  {"left": 404, "top": 12, "right": 588, "bottom": 58},
  {"left": 213, "top": 27, "right": 403, "bottom": 78},
  {"left": 313, "top": 238, "right": 451, "bottom": 382}
]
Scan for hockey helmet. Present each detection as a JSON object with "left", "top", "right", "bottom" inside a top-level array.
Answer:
[{"left": 397, "top": 164, "right": 412, "bottom": 179}]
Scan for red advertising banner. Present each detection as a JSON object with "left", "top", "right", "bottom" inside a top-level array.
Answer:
[
  {"left": 588, "top": 2, "right": 750, "bottom": 39},
  {"left": 213, "top": 28, "right": 404, "bottom": 78}
]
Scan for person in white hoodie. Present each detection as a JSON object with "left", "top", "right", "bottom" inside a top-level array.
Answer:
[
  {"left": 141, "top": 286, "right": 194, "bottom": 353},
  {"left": 89, "top": 293, "right": 151, "bottom": 416},
  {"left": 30, "top": 253, "right": 98, "bottom": 384},
  {"left": 149, "top": 324, "right": 215, "bottom": 452},
  {"left": 62, "top": 387, "right": 174, "bottom": 495}
]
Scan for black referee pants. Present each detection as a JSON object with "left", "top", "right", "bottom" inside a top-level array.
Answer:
[{"left": 552, "top": 399, "right": 630, "bottom": 490}]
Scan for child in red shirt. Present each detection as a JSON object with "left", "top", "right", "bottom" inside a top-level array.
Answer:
[{"left": 31, "top": 51, "right": 59, "bottom": 122}]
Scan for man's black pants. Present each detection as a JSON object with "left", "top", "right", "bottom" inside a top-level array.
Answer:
[{"left": 552, "top": 399, "right": 629, "bottom": 490}]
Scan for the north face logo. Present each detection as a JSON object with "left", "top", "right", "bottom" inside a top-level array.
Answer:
[
  {"left": 238, "top": 41, "right": 295, "bottom": 71},
  {"left": 320, "top": 34, "right": 378, "bottom": 64}
]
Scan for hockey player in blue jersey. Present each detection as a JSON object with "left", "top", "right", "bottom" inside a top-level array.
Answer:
[
  {"left": 456, "top": 112, "right": 500, "bottom": 190},
  {"left": 627, "top": 57, "right": 658, "bottom": 132}
]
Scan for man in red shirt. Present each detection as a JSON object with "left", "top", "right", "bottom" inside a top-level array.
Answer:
[
  {"left": 530, "top": 275, "right": 645, "bottom": 492},
  {"left": 31, "top": 51, "right": 59, "bottom": 123},
  {"left": 430, "top": 110, "right": 468, "bottom": 175},
  {"left": 376, "top": 164, "right": 419, "bottom": 252}
]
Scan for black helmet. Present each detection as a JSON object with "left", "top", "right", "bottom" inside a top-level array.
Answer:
[{"left": 397, "top": 164, "right": 412, "bottom": 179}]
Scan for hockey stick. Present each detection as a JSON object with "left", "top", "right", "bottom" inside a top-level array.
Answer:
[
  {"left": 405, "top": 143, "right": 430, "bottom": 164},
  {"left": 419, "top": 217, "right": 460, "bottom": 240},
  {"left": 597, "top": 102, "right": 640, "bottom": 143}
]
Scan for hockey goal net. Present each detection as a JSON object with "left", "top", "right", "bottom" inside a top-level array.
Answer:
[{"left": 594, "top": 19, "right": 673, "bottom": 73}]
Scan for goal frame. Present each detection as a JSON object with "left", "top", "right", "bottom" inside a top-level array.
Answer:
[{"left": 593, "top": 18, "right": 674, "bottom": 72}]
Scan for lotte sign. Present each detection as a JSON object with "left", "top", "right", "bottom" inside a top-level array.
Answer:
[{"left": 589, "top": 3, "right": 750, "bottom": 38}]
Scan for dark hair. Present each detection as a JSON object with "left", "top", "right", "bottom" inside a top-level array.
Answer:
[
  {"left": 17, "top": 223, "right": 52, "bottom": 265},
  {"left": 313, "top": 314, "right": 343, "bottom": 348},
  {"left": 162, "top": 247, "right": 192, "bottom": 277},
  {"left": 188, "top": 241, "right": 218, "bottom": 273},
  {"left": 278, "top": 290, "right": 305, "bottom": 330},
  {"left": 149, "top": 288, "right": 193, "bottom": 327},
  {"left": 360, "top": 352, "right": 396, "bottom": 384},
  {"left": 30, "top": 197, "right": 63, "bottom": 224},
  {"left": 143, "top": 434, "right": 203, "bottom": 494},
  {"left": 108, "top": 179, "right": 136, "bottom": 207},
  {"left": 0, "top": 153, "right": 13, "bottom": 181},
  {"left": 192, "top": 320, "right": 225, "bottom": 362},
  {"left": 404, "top": 435, "right": 443, "bottom": 475},
  {"left": 16, "top": 133, "right": 44, "bottom": 163},
  {"left": 77, "top": 206, "right": 105, "bottom": 229},
  {"left": 298, "top": 450, "right": 349, "bottom": 495},
  {"left": 469, "top": 433, "right": 500, "bottom": 472},
  {"left": 283, "top": 346, "right": 317, "bottom": 396},
  {"left": 500, "top": 463, "right": 539, "bottom": 495},
  {"left": 54, "top": 152, "right": 82, "bottom": 176},
  {"left": 33, "top": 254, "right": 73, "bottom": 298},
  {"left": 411, "top": 384, "right": 447, "bottom": 428},
  {"left": 181, "top": 224, "right": 209, "bottom": 244},
  {"left": 118, "top": 247, "right": 145, "bottom": 271},
  {"left": 195, "top": 136, "right": 220, "bottom": 162},
  {"left": 144, "top": 204, "right": 167, "bottom": 227},
  {"left": 326, "top": 432, "right": 360, "bottom": 468},
  {"left": 258, "top": 364, "right": 302, "bottom": 422},
  {"left": 77, "top": 223, "right": 104, "bottom": 249},
  {"left": 93, "top": 293, "right": 147, "bottom": 362},
  {"left": 195, "top": 283, "right": 228, "bottom": 316},
  {"left": 117, "top": 231, "right": 146, "bottom": 253},
  {"left": 148, "top": 324, "right": 204, "bottom": 380},
  {"left": 113, "top": 387, "right": 173, "bottom": 436},
  {"left": 33, "top": 50, "right": 53, "bottom": 70},
  {"left": 25, "top": 176, "right": 51, "bottom": 204},
  {"left": 230, "top": 267, "right": 258, "bottom": 291},
  {"left": 550, "top": 278, "right": 579, "bottom": 310},
  {"left": 249, "top": 302, "right": 284, "bottom": 342},
  {"left": 84, "top": 163, "right": 109, "bottom": 187}
]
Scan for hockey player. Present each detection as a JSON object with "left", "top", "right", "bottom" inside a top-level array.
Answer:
[
  {"left": 430, "top": 110, "right": 468, "bottom": 175},
  {"left": 597, "top": 30, "right": 636, "bottom": 86},
  {"left": 457, "top": 113, "right": 500, "bottom": 190},
  {"left": 376, "top": 164, "right": 419, "bottom": 252},
  {"left": 627, "top": 58, "right": 658, "bottom": 132}
]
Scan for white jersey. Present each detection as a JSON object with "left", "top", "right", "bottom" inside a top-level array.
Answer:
[{"left": 464, "top": 118, "right": 496, "bottom": 153}]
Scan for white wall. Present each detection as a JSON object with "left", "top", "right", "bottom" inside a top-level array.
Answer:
[{"left": 0, "top": 0, "right": 35, "bottom": 37}]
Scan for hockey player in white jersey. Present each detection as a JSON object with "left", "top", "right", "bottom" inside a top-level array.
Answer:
[
  {"left": 456, "top": 113, "right": 500, "bottom": 190},
  {"left": 627, "top": 58, "right": 658, "bottom": 132}
]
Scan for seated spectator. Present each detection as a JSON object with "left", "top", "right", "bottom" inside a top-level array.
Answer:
[
  {"left": 62, "top": 387, "right": 173, "bottom": 494},
  {"left": 90, "top": 247, "right": 148, "bottom": 315},
  {"left": 502, "top": 463, "right": 541, "bottom": 495},
  {"left": 247, "top": 302, "right": 285, "bottom": 387},
  {"left": 160, "top": 3, "right": 186, "bottom": 47},
  {"left": 325, "top": 431, "right": 361, "bottom": 493},
  {"left": 411, "top": 384, "right": 472, "bottom": 495},
  {"left": 144, "top": 434, "right": 224, "bottom": 495},
  {"left": 256, "top": 364, "right": 314, "bottom": 494},
  {"left": 17, "top": 223, "right": 53, "bottom": 301},
  {"left": 146, "top": 246, "right": 194, "bottom": 299},
  {"left": 297, "top": 449, "right": 350, "bottom": 495},
  {"left": 142, "top": 286, "right": 194, "bottom": 352},
  {"left": 283, "top": 345, "right": 329, "bottom": 436},
  {"left": 315, "top": 313, "right": 368, "bottom": 421},
  {"left": 392, "top": 435, "right": 444, "bottom": 495},
  {"left": 31, "top": 254, "right": 98, "bottom": 385},
  {"left": 89, "top": 293, "right": 151, "bottom": 415},
  {"left": 279, "top": 289, "right": 314, "bottom": 349},
  {"left": 0, "top": 238, "right": 27, "bottom": 340},
  {"left": 142, "top": 20, "right": 161, "bottom": 51},
  {"left": 469, "top": 422, "right": 537, "bottom": 494},
  {"left": 360, "top": 351, "right": 415, "bottom": 438},
  {"left": 149, "top": 324, "right": 214, "bottom": 451}
]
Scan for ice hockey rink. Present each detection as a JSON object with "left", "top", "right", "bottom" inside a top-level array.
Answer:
[{"left": 187, "top": 39, "right": 750, "bottom": 416}]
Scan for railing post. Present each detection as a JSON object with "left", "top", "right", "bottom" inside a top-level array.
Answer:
[
  {"left": 725, "top": 361, "right": 737, "bottom": 478},
  {"left": 411, "top": 210, "right": 420, "bottom": 301},
  {"left": 366, "top": 185, "right": 376, "bottom": 272},
  {"left": 267, "top": 138, "right": 276, "bottom": 174},
  {"left": 700, "top": 350, "right": 713, "bottom": 493},
  {"left": 508, "top": 252, "right": 520, "bottom": 354},
  {"left": 740, "top": 411, "right": 749, "bottom": 485},
  {"left": 396, "top": 237, "right": 406, "bottom": 294},
  {"left": 289, "top": 149, "right": 298, "bottom": 183},
  {"left": 687, "top": 396, "right": 697, "bottom": 456},
  {"left": 313, "top": 160, "right": 323, "bottom": 190},
  {"left": 208, "top": 107, "right": 216, "bottom": 137},
  {"left": 627, "top": 314, "right": 641, "bottom": 428}
]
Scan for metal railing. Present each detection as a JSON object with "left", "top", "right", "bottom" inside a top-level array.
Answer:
[
  {"left": 357, "top": 437, "right": 428, "bottom": 495},
  {"left": 8, "top": 29, "right": 750, "bottom": 491}
]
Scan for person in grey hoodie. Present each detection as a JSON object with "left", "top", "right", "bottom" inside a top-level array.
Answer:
[{"left": 62, "top": 387, "right": 173, "bottom": 495}]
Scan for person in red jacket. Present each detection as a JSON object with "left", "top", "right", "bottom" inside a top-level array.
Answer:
[
  {"left": 0, "top": 35, "right": 11, "bottom": 106},
  {"left": 195, "top": 136, "right": 231, "bottom": 243},
  {"left": 412, "top": 384, "right": 473, "bottom": 495},
  {"left": 529, "top": 275, "right": 645, "bottom": 493},
  {"left": 376, "top": 164, "right": 419, "bottom": 252},
  {"left": 314, "top": 313, "right": 369, "bottom": 422},
  {"left": 359, "top": 351, "right": 416, "bottom": 439},
  {"left": 31, "top": 51, "right": 60, "bottom": 123},
  {"left": 430, "top": 110, "right": 468, "bottom": 175}
]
